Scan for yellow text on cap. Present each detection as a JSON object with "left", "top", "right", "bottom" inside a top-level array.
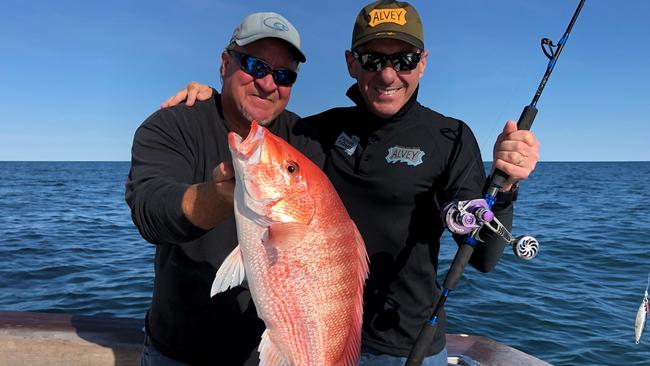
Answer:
[{"left": 368, "top": 8, "right": 407, "bottom": 27}]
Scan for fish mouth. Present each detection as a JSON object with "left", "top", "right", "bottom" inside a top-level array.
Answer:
[
  {"left": 228, "top": 121, "right": 264, "bottom": 164},
  {"left": 228, "top": 121, "right": 278, "bottom": 220}
]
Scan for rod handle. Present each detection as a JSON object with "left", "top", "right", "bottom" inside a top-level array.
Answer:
[
  {"left": 489, "top": 105, "right": 539, "bottom": 191},
  {"left": 517, "top": 105, "right": 538, "bottom": 131},
  {"left": 405, "top": 322, "right": 439, "bottom": 366},
  {"left": 443, "top": 243, "right": 476, "bottom": 291}
]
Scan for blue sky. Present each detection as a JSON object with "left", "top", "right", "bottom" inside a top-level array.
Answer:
[{"left": 1, "top": 0, "right": 648, "bottom": 161}]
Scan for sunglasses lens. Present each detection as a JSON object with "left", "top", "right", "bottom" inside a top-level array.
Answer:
[
  {"left": 355, "top": 51, "right": 421, "bottom": 72},
  {"left": 229, "top": 50, "right": 297, "bottom": 86},
  {"left": 357, "top": 53, "right": 382, "bottom": 72},
  {"left": 272, "top": 69, "right": 297, "bottom": 86},
  {"left": 243, "top": 56, "right": 270, "bottom": 78},
  {"left": 396, "top": 52, "right": 421, "bottom": 71}
]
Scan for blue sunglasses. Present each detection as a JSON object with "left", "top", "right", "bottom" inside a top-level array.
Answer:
[{"left": 227, "top": 49, "right": 298, "bottom": 87}]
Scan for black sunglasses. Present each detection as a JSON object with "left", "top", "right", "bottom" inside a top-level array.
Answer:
[
  {"left": 351, "top": 51, "right": 422, "bottom": 72},
  {"left": 227, "top": 49, "right": 298, "bottom": 87}
]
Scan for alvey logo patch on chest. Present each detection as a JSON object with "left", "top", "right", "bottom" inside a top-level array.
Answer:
[
  {"left": 334, "top": 132, "right": 361, "bottom": 156},
  {"left": 385, "top": 146, "right": 425, "bottom": 166}
]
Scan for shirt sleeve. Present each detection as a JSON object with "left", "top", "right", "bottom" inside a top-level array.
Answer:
[
  {"left": 468, "top": 194, "right": 513, "bottom": 272},
  {"left": 435, "top": 120, "right": 513, "bottom": 272},
  {"left": 125, "top": 108, "right": 207, "bottom": 245}
]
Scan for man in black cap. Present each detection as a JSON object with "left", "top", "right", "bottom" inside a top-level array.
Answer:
[
  {"left": 163, "top": 1, "right": 539, "bottom": 365},
  {"left": 302, "top": 2, "right": 537, "bottom": 364}
]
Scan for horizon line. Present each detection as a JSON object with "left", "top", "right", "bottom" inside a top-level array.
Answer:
[{"left": 2, "top": 160, "right": 649, "bottom": 163}]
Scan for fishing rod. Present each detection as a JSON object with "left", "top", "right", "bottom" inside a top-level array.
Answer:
[{"left": 406, "top": 1, "right": 586, "bottom": 364}]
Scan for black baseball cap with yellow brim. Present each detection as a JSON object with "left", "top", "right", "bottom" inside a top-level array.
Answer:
[{"left": 351, "top": 0, "right": 424, "bottom": 50}]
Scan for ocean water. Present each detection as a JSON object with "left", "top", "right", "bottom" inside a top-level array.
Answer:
[{"left": 0, "top": 161, "right": 648, "bottom": 366}]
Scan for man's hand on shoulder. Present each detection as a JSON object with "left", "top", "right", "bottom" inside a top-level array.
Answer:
[{"left": 161, "top": 81, "right": 214, "bottom": 109}]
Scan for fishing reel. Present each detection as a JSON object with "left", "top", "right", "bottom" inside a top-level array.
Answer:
[{"left": 442, "top": 199, "right": 539, "bottom": 260}]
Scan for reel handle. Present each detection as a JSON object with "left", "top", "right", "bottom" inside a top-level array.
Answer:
[{"left": 512, "top": 235, "right": 539, "bottom": 260}]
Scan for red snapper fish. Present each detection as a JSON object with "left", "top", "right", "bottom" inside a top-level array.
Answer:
[{"left": 211, "top": 121, "right": 369, "bottom": 365}]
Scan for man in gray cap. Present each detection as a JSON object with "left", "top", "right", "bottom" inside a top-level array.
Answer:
[{"left": 126, "top": 11, "right": 322, "bottom": 365}]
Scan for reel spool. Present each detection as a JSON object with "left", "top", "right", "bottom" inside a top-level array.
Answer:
[{"left": 442, "top": 199, "right": 494, "bottom": 235}]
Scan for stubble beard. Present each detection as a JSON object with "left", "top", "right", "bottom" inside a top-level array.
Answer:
[{"left": 241, "top": 107, "right": 273, "bottom": 126}]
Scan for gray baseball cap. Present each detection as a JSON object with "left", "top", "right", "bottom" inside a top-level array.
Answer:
[{"left": 229, "top": 12, "right": 306, "bottom": 63}]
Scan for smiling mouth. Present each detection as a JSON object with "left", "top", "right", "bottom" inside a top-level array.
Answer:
[
  {"left": 375, "top": 87, "right": 402, "bottom": 96},
  {"left": 253, "top": 95, "right": 274, "bottom": 102}
]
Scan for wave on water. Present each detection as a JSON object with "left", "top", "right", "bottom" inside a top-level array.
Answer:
[{"left": 1, "top": 161, "right": 649, "bottom": 366}]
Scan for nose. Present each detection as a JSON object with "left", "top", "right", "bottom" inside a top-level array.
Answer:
[
  {"left": 254, "top": 73, "right": 278, "bottom": 93},
  {"left": 378, "top": 62, "right": 398, "bottom": 83}
]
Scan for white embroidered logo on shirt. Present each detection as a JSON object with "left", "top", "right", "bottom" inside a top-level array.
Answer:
[
  {"left": 385, "top": 146, "right": 425, "bottom": 166},
  {"left": 335, "top": 132, "right": 360, "bottom": 156}
]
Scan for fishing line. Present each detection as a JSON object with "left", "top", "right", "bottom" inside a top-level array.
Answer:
[{"left": 447, "top": 78, "right": 527, "bottom": 206}]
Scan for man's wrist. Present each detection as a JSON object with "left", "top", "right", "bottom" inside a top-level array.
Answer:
[{"left": 496, "top": 182, "right": 519, "bottom": 202}]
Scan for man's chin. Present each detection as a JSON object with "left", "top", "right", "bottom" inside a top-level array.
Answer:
[
  {"left": 369, "top": 104, "right": 400, "bottom": 119},
  {"left": 242, "top": 109, "right": 275, "bottom": 126}
]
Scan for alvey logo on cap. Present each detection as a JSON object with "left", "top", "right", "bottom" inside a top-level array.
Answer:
[{"left": 368, "top": 8, "right": 407, "bottom": 27}]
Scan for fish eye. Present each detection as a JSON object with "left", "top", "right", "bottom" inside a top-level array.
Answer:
[{"left": 286, "top": 161, "right": 299, "bottom": 174}]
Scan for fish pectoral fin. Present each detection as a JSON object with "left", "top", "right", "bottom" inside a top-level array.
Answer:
[
  {"left": 211, "top": 245, "right": 246, "bottom": 297},
  {"left": 265, "top": 222, "right": 312, "bottom": 249},
  {"left": 258, "top": 329, "right": 289, "bottom": 366}
]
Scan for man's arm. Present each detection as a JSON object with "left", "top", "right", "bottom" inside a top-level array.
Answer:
[
  {"left": 125, "top": 108, "right": 233, "bottom": 245},
  {"left": 468, "top": 120, "right": 539, "bottom": 271},
  {"left": 181, "top": 162, "right": 235, "bottom": 230},
  {"left": 441, "top": 120, "right": 538, "bottom": 272}
]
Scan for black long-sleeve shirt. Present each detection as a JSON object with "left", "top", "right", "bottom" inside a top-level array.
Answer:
[{"left": 125, "top": 92, "right": 323, "bottom": 365}]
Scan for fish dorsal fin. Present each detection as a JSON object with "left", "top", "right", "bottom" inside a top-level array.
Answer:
[
  {"left": 265, "top": 222, "right": 312, "bottom": 249},
  {"left": 258, "top": 329, "right": 290, "bottom": 366},
  {"left": 211, "top": 245, "right": 245, "bottom": 297}
]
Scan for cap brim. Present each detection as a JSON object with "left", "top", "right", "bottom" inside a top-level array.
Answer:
[
  {"left": 352, "top": 32, "right": 424, "bottom": 51},
  {"left": 235, "top": 37, "right": 306, "bottom": 63}
]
